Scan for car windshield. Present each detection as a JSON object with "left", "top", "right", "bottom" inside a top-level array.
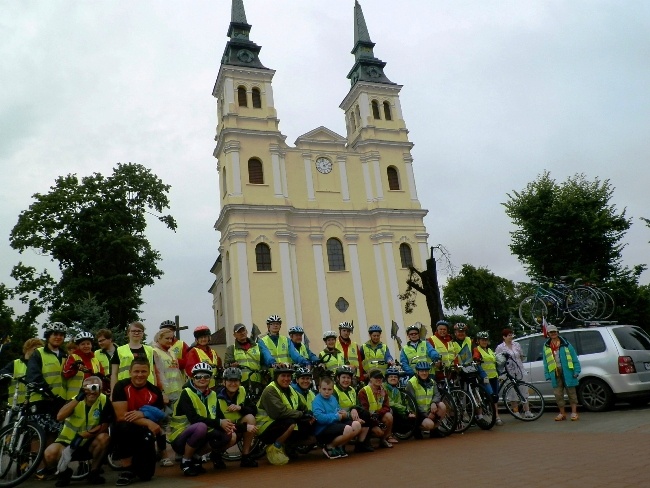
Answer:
[{"left": 612, "top": 326, "right": 650, "bottom": 351}]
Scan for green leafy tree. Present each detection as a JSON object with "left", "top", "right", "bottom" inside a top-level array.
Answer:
[
  {"left": 503, "top": 172, "right": 631, "bottom": 281},
  {"left": 9, "top": 163, "right": 177, "bottom": 332},
  {"left": 0, "top": 282, "right": 39, "bottom": 364}
]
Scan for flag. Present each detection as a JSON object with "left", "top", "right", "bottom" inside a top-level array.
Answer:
[
  {"left": 418, "top": 322, "right": 427, "bottom": 340},
  {"left": 251, "top": 323, "right": 262, "bottom": 343},
  {"left": 542, "top": 316, "right": 548, "bottom": 338},
  {"left": 390, "top": 320, "right": 403, "bottom": 351},
  {"left": 303, "top": 331, "right": 310, "bottom": 349}
]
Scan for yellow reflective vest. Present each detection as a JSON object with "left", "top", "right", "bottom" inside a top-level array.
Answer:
[
  {"left": 217, "top": 386, "right": 247, "bottom": 421},
  {"left": 66, "top": 354, "right": 102, "bottom": 400},
  {"left": 255, "top": 382, "right": 300, "bottom": 434},
  {"left": 360, "top": 385, "right": 383, "bottom": 414},
  {"left": 31, "top": 347, "right": 65, "bottom": 402},
  {"left": 319, "top": 349, "right": 344, "bottom": 372},
  {"left": 333, "top": 385, "right": 357, "bottom": 410},
  {"left": 335, "top": 339, "right": 360, "bottom": 373},
  {"left": 56, "top": 393, "right": 108, "bottom": 446},
  {"left": 260, "top": 335, "right": 291, "bottom": 364},
  {"left": 361, "top": 342, "right": 388, "bottom": 375},
  {"left": 116, "top": 344, "right": 156, "bottom": 384},
  {"left": 232, "top": 345, "right": 262, "bottom": 382},
  {"left": 169, "top": 387, "right": 219, "bottom": 442},
  {"left": 408, "top": 376, "right": 435, "bottom": 414},
  {"left": 429, "top": 336, "right": 455, "bottom": 367},
  {"left": 476, "top": 347, "right": 497, "bottom": 379},
  {"left": 8, "top": 359, "right": 28, "bottom": 405}
]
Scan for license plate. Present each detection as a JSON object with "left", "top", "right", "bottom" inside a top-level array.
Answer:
[{"left": 645, "top": 362, "right": 650, "bottom": 371}]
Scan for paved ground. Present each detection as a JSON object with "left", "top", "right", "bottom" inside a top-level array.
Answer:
[{"left": 22, "top": 404, "right": 650, "bottom": 488}]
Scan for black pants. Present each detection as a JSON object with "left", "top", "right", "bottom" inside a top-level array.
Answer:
[{"left": 113, "top": 423, "right": 156, "bottom": 480}]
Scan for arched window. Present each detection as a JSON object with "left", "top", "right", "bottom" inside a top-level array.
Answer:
[
  {"left": 327, "top": 238, "right": 345, "bottom": 271},
  {"left": 387, "top": 166, "right": 400, "bottom": 190},
  {"left": 383, "top": 101, "right": 392, "bottom": 120},
  {"left": 222, "top": 167, "right": 227, "bottom": 196},
  {"left": 371, "top": 100, "right": 381, "bottom": 119},
  {"left": 248, "top": 158, "right": 264, "bottom": 184},
  {"left": 255, "top": 243, "right": 272, "bottom": 271},
  {"left": 237, "top": 86, "right": 247, "bottom": 107},
  {"left": 350, "top": 112, "right": 356, "bottom": 132},
  {"left": 399, "top": 243, "right": 413, "bottom": 268},
  {"left": 355, "top": 105, "right": 361, "bottom": 127},
  {"left": 252, "top": 87, "right": 262, "bottom": 108}
]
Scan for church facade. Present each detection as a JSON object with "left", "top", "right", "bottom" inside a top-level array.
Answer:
[{"left": 210, "top": 0, "right": 432, "bottom": 352}]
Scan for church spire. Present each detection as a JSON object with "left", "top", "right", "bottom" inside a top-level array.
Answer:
[
  {"left": 221, "top": 0, "right": 267, "bottom": 69},
  {"left": 347, "top": 0, "right": 393, "bottom": 86}
]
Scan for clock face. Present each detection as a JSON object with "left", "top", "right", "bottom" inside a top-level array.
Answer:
[{"left": 315, "top": 157, "right": 333, "bottom": 174}]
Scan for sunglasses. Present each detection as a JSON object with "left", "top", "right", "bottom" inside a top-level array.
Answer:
[{"left": 193, "top": 374, "right": 212, "bottom": 380}]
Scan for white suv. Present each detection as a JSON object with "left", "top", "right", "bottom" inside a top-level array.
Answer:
[{"left": 514, "top": 324, "right": 650, "bottom": 411}]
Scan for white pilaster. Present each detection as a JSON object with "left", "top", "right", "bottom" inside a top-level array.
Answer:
[
  {"left": 224, "top": 141, "right": 242, "bottom": 196},
  {"left": 362, "top": 160, "right": 373, "bottom": 201},
  {"left": 304, "top": 154, "right": 315, "bottom": 201},
  {"left": 264, "top": 81, "right": 275, "bottom": 108},
  {"left": 345, "top": 234, "right": 368, "bottom": 343},
  {"left": 359, "top": 92, "right": 370, "bottom": 127},
  {"left": 404, "top": 154, "right": 419, "bottom": 202},
  {"left": 338, "top": 156, "right": 350, "bottom": 202},
  {"left": 278, "top": 239, "right": 296, "bottom": 327},
  {"left": 382, "top": 239, "right": 405, "bottom": 348},
  {"left": 311, "top": 234, "right": 331, "bottom": 333},
  {"left": 270, "top": 145, "right": 283, "bottom": 197},
  {"left": 373, "top": 159, "right": 384, "bottom": 201},
  {"left": 372, "top": 242, "right": 392, "bottom": 354}
]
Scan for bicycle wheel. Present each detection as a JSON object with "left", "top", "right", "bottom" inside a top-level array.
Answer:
[
  {"left": 69, "top": 459, "right": 91, "bottom": 481},
  {"left": 433, "top": 392, "right": 458, "bottom": 437},
  {"left": 473, "top": 385, "right": 497, "bottom": 430},
  {"left": 0, "top": 422, "right": 45, "bottom": 488},
  {"left": 598, "top": 289, "right": 615, "bottom": 320},
  {"left": 567, "top": 287, "right": 599, "bottom": 320},
  {"left": 502, "top": 382, "right": 545, "bottom": 421},
  {"left": 518, "top": 297, "right": 547, "bottom": 329},
  {"left": 392, "top": 391, "right": 418, "bottom": 440},
  {"left": 449, "top": 389, "right": 473, "bottom": 433}
]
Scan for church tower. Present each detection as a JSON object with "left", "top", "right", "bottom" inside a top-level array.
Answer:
[{"left": 210, "top": 0, "right": 431, "bottom": 353}]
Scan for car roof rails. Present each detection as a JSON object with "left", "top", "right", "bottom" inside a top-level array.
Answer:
[{"left": 582, "top": 320, "right": 619, "bottom": 327}]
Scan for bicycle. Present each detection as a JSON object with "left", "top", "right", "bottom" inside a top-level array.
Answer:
[
  {"left": 455, "top": 361, "right": 497, "bottom": 430},
  {"left": 384, "top": 362, "right": 418, "bottom": 441},
  {"left": 436, "top": 365, "right": 473, "bottom": 434},
  {"left": 496, "top": 353, "right": 545, "bottom": 421}
]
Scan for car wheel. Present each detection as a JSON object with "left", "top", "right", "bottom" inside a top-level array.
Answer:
[{"left": 578, "top": 378, "right": 614, "bottom": 412}]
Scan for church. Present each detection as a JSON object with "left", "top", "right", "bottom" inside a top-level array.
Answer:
[{"left": 209, "top": 0, "right": 431, "bottom": 354}]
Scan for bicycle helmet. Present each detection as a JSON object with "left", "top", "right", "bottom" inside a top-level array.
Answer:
[
  {"left": 495, "top": 353, "right": 507, "bottom": 367},
  {"left": 193, "top": 325, "right": 211, "bottom": 338},
  {"left": 338, "top": 321, "right": 353, "bottom": 331},
  {"left": 368, "top": 325, "right": 382, "bottom": 334},
  {"left": 385, "top": 367, "right": 400, "bottom": 377},
  {"left": 476, "top": 331, "right": 489, "bottom": 339},
  {"left": 415, "top": 361, "right": 431, "bottom": 371},
  {"left": 74, "top": 331, "right": 94, "bottom": 344},
  {"left": 435, "top": 320, "right": 449, "bottom": 327},
  {"left": 222, "top": 367, "right": 243, "bottom": 381},
  {"left": 322, "top": 330, "right": 337, "bottom": 340},
  {"left": 273, "top": 363, "right": 294, "bottom": 377},
  {"left": 191, "top": 362, "right": 214, "bottom": 376},
  {"left": 335, "top": 365, "right": 355, "bottom": 378},
  {"left": 44, "top": 322, "right": 67, "bottom": 337},
  {"left": 266, "top": 315, "right": 282, "bottom": 325},
  {"left": 294, "top": 366, "right": 312, "bottom": 379},
  {"left": 454, "top": 323, "right": 467, "bottom": 331},
  {"left": 160, "top": 320, "right": 176, "bottom": 330},
  {"left": 406, "top": 324, "right": 421, "bottom": 334},
  {"left": 288, "top": 326, "right": 304, "bottom": 335}
]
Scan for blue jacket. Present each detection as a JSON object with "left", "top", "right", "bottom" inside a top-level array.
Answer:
[
  {"left": 288, "top": 341, "right": 319, "bottom": 365},
  {"left": 542, "top": 337, "right": 581, "bottom": 388},
  {"left": 312, "top": 393, "right": 343, "bottom": 435},
  {"left": 399, "top": 341, "right": 440, "bottom": 376}
]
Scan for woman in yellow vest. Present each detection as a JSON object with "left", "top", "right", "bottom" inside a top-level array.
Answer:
[
  {"left": 358, "top": 368, "right": 395, "bottom": 448},
  {"left": 0, "top": 338, "right": 43, "bottom": 411},
  {"left": 319, "top": 331, "right": 345, "bottom": 373},
  {"left": 333, "top": 366, "right": 373, "bottom": 452},
  {"left": 291, "top": 367, "right": 316, "bottom": 411},
  {"left": 169, "top": 363, "right": 236, "bottom": 476},
  {"left": 110, "top": 321, "right": 156, "bottom": 392},
  {"left": 184, "top": 325, "right": 221, "bottom": 387},
  {"left": 473, "top": 331, "right": 503, "bottom": 425},
  {"left": 216, "top": 367, "right": 258, "bottom": 468},
  {"left": 542, "top": 324, "right": 581, "bottom": 421},
  {"left": 62, "top": 331, "right": 104, "bottom": 400},
  {"left": 405, "top": 361, "right": 447, "bottom": 436},
  {"left": 152, "top": 328, "right": 185, "bottom": 404}
]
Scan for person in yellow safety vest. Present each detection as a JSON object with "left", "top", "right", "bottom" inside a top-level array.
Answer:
[
  {"left": 287, "top": 326, "right": 320, "bottom": 366},
  {"left": 26, "top": 322, "right": 68, "bottom": 452},
  {"left": 405, "top": 361, "right": 447, "bottom": 437},
  {"left": 216, "top": 367, "right": 259, "bottom": 468},
  {"left": 95, "top": 329, "right": 118, "bottom": 393},
  {"left": 359, "top": 325, "right": 394, "bottom": 381},
  {"left": 473, "top": 331, "right": 503, "bottom": 426},
  {"left": 255, "top": 364, "right": 315, "bottom": 464},
  {"left": 159, "top": 320, "right": 189, "bottom": 371},
  {"left": 42, "top": 376, "right": 113, "bottom": 487},
  {"left": 184, "top": 325, "right": 221, "bottom": 387},
  {"left": 62, "top": 331, "right": 104, "bottom": 400},
  {"left": 335, "top": 321, "right": 361, "bottom": 378},
  {"left": 291, "top": 367, "right": 316, "bottom": 411},
  {"left": 542, "top": 324, "right": 581, "bottom": 421},
  {"left": 152, "top": 328, "right": 185, "bottom": 404},
  {"left": 110, "top": 321, "right": 156, "bottom": 394},
  {"left": 258, "top": 315, "right": 292, "bottom": 367},
  {"left": 333, "top": 366, "right": 373, "bottom": 452},
  {"left": 0, "top": 338, "right": 43, "bottom": 408},
  {"left": 399, "top": 324, "right": 440, "bottom": 377},
  {"left": 452, "top": 323, "right": 474, "bottom": 366},
  {"left": 358, "top": 368, "right": 395, "bottom": 448},
  {"left": 224, "top": 323, "right": 274, "bottom": 382},
  {"left": 428, "top": 320, "right": 456, "bottom": 379},
  {"left": 319, "top": 331, "right": 345, "bottom": 373},
  {"left": 169, "top": 362, "right": 236, "bottom": 476}
]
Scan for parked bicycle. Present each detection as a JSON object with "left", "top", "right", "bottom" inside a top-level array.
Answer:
[
  {"left": 454, "top": 361, "right": 497, "bottom": 431},
  {"left": 496, "top": 353, "right": 545, "bottom": 421}
]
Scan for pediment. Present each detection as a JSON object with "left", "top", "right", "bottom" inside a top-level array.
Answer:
[{"left": 294, "top": 126, "right": 347, "bottom": 145}]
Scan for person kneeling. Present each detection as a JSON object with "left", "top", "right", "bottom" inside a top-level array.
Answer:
[
  {"left": 358, "top": 369, "right": 394, "bottom": 448},
  {"left": 169, "top": 362, "right": 236, "bottom": 476},
  {"left": 405, "top": 362, "right": 447, "bottom": 436},
  {"left": 44, "top": 376, "right": 112, "bottom": 487},
  {"left": 312, "top": 376, "right": 361, "bottom": 459}
]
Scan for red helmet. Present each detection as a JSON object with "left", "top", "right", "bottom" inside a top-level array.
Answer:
[{"left": 193, "top": 325, "right": 211, "bottom": 338}]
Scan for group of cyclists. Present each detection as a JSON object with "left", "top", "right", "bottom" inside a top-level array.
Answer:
[{"left": 0, "top": 315, "right": 526, "bottom": 486}]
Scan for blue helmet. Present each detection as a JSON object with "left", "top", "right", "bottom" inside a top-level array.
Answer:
[
  {"left": 368, "top": 325, "right": 382, "bottom": 334},
  {"left": 436, "top": 320, "right": 449, "bottom": 327},
  {"left": 415, "top": 361, "right": 431, "bottom": 371},
  {"left": 385, "top": 367, "right": 400, "bottom": 377}
]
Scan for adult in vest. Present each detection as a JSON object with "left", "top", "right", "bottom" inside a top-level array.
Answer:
[
  {"left": 358, "top": 368, "right": 394, "bottom": 448},
  {"left": 399, "top": 324, "right": 440, "bottom": 377},
  {"left": 452, "top": 323, "right": 473, "bottom": 366},
  {"left": 216, "top": 367, "right": 258, "bottom": 468},
  {"left": 333, "top": 366, "right": 373, "bottom": 452},
  {"left": 428, "top": 320, "right": 456, "bottom": 374},
  {"left": 184, "top": 325, "right": 221, "bottom": 387},
  {"left": 95, "top": 329, "right": 117, "bottom": 393},
  {"left": 159, "top": 319, "right": 189, "bottom": 371},
  {"left": 255, "top": 364, "right": 315, "bottom": 463},
  {"left": 335, "top": 321, "right": 361, "bottom": 378},
  {"left": 112, "top": 358, "right": 165, "bottom": 486},
  {"left": 473, "top": 331, "right": 503, "bottom": 425},
  {"left": 110, "top": 321, "right": 155, "bottom": 394},
  {"left": 224, "top": 323, "right": 274, "bottom": 382},
  {"left": 359, "top": 325, "right": 394, "bottom": 380},
  {"left": 43, "top": 376, "right": 113, "bottom": 487},
  {"left": 542, "top": 324, "right": 581, "bottom": 421},
  {"left": 384, "top": 367, "right": 417, "bottom": 436},
  {"left": 291, "top": 367, "right": 316, "bottom": 411},
  {"left": 258, "top": 315, "right": 291, "bottom": 366},
  {"left": 319, "top": 331, "right": 345, "bottom": 373},
  {"left": 26, "top": 322, "right": 68, "bottom": 446},
  {"left": 404, "top": 361, "right": 447, "bottom": 436},
  {"left": 62, "top": 331, "right": 104, "bottom": 400},
  {"left": 152, "top": 327, "right": 185, "bottom": 404},
  {"left": 169, "top": 363, "right": 235, "bottom": 476},
  {"left": 287, "top": 326, "right": 319, "bottom": 366},
  {"left": 0, "top": 338, "right": 43, "bottom": 409}
]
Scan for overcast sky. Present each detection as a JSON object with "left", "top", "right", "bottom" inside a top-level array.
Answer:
[{"left": 2, "top": 1, "right": 649, "bottom": 343}]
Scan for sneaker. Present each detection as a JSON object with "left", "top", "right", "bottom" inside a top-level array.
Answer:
[
  {"left": 513, "top": 411, "right": 521, "bottom": 418},
  {"left": 36, "top": 467, "right": 57, "bottom": 481},
  {"left": 322, "top": 447, "right": 340, "bottom": 459},
  {"left": 210, "top": 452, "right": 227, "bottom": 470},
  {"left": 354, "top": 442, "right": 374, "bottom": 453},
  {"left": 159, "top": 458, "right": 174, "bottom": 467},
  {"left": 336, "top": 447, "right": 348, "bottom": 458},
  {"left": 54, "top": 468, "right": 73, "bottom": 487},
  {"left": 88, "top": 470, "right": 106, "bottom": 485},
  {"left": 115, "top": 471, "right": 136, "bottom": 486},
  {"left": 192, "top": 460, "right": 207, "bottom": 474},
  {"left": 240, "top": 455, "right": 258, "bottom": 468},
  {"left": 181, "top": 460, "right": 201, "bottom": 477},
  {"left": 524, "top": 411, "right": 535, "bottom": 419},
  {"left": 495, "top": 418, "right": 504, "bottom": 426}
]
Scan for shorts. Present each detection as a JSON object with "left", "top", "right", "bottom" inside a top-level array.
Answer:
[{"left": 315, "top": 421, "right": 352, "bottom": 444}]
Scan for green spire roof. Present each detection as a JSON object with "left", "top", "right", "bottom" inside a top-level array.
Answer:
[
  {"left": 347, "top": 0, "right": 394, "bottom": 86},
  {"left": 231, "top": 0, "right": 247, "bottom": 24},
  {"left": 221, "top": 0, "right": 267, "bottom": 69}
]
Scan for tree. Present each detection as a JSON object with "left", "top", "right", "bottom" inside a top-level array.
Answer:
[
  {"left": 503, "top": 172, "right": 631, "bottom": 281},
  {"left": 9, "top": 163, "right": 177, "bottom": 331},
  {"left": 0, "top": 282, "right": 39, "bottom": 364}
]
